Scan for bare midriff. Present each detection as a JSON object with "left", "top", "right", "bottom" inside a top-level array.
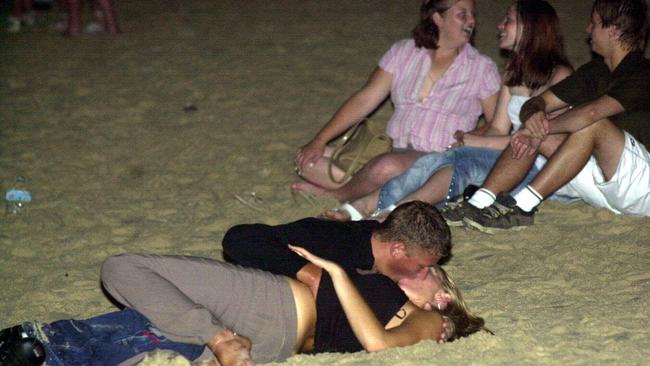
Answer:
[{"left": 288, "top": 278, "right": 318, "bottom": 353}]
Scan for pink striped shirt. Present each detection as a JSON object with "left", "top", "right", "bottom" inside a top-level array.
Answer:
[{"left": 379, "top": 40, "right": 500, "bottom": 152}]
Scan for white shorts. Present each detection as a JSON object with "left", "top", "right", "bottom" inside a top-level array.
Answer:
[{"left": 554, "top": 132, "right": 650, "bottom": 216}]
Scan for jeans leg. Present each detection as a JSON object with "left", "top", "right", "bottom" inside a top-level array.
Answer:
[
  {"left": 25, "top": 309, "right": 204, "bottom": 366},
  {"left": 443, "top": 147, "right": 504, "bottom": 207},
  {"left": 377, "top": 150, "right": 455, "bottom": 209}
]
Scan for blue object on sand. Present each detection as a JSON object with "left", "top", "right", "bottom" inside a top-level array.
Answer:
[{"left": 5, "top": 189, "right": 32, "bottom": 203}]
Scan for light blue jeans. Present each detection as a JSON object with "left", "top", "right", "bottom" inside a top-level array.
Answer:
[{"left": 377, "top": 146, "right": 544, "bottom": 209}]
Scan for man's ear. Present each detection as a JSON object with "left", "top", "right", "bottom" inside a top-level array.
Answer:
[
  {"left": 608, "top": 26, "right": 622, "bottom": 41},
  {"left": 389, "top": 242, "right": 407, "bottom": 258}
]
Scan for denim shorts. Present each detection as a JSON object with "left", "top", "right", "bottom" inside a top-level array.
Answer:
[{"left": 377, "top": 146, "right": 543, "bottom": 209}]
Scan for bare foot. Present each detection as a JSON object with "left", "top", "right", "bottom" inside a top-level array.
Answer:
[
  {"left": 320, "top": 208, "right": 351, "bottom": 221},
  {"left": 290, "top": 181, "right": 326, "bottom": 196},
  {"left": 209, "top": 330, "right": 254, "bottom": 366}
]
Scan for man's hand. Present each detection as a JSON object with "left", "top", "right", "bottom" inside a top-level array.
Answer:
[
  {"left": 511, "top": 129, "right": 542, "bottom": 160},
  {"left": 523, "top": 110, "right": 549, "bottom": 140}
]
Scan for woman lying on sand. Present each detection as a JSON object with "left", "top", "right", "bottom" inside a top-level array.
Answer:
[
  {"left": 292, "top": 0, "right": 500, "bottom": 204},
  {"left": 1, "top": 247, "right": 487, "bottom": 366},
  {"left": 325, "top": 0, "right": 575, "bottom": 222}
]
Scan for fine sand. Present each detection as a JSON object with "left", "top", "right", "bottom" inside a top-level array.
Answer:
[{"left": 1, "top": 0, "right": 649, "bottom": 365}]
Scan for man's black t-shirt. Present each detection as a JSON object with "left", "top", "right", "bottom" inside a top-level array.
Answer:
[
  {"left": 222, "top": 218, "right": 377, "bottom": 278},
  {"left": 550, "top": 51, "right": 650, "bottom": 145}
]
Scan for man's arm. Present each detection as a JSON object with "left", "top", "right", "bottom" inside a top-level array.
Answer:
[
  {"left": 513, "top": 91, "right": 624, "bottom": 159},
  {"left": 519, "top": 90, "right": 569, "bottom": 125},
  {"left": 546, "top": 94, "right": 624, "bottom": 134},
  {"left": 521, "top": 87, "right": 625, "bottom": 137}
]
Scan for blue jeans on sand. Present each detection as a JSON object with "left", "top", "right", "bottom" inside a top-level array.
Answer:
[
  {"left": 377, "top": 146, "right": 543, "bottom": 209},
  {"left": 23, "top": 308, "right": 204, "bottom": 366}
]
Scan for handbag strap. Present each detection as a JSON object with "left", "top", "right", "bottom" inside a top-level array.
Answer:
[{"left": 328, "top": 119, "right": 384, "bottom": 184}]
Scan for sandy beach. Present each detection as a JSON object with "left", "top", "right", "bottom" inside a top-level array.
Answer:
[{"left": 1, "top": 0, "right": 649, "bottom": 364}]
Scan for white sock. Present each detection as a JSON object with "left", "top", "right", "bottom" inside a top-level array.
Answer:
[
  {"left": 468, "top": 188, "right": 496, "bottom": 209},
  {"left": 513, "top": 186, "right": 544, "bottom": 212}
]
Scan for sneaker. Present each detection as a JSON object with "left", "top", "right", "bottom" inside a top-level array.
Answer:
[
  {"left": 439, "top": 185, "right": 480, "bottom": 226},
  {"left": 0, "top": 325, "right": 46, "bottom": 366},
  {"left": 0, "top": 325, "right": 23, "bottom": 349},
  {"left": 462, "top": 193, "right": 535, "bottom": 234},
  {"left": 440, "top": 200, "right": 470, "bottom": 226}
]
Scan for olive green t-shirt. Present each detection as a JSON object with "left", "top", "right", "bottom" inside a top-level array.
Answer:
[{"left": 550, "top": 51, "right": 650, "bottom": 145}]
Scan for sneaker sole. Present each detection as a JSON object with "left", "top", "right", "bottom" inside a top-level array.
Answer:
[
  {"left": 445, "top": 219, "right": 465, "bottom": 227},
  {"left": 462, "top": 217, "right": 529, "bottom": 234}
]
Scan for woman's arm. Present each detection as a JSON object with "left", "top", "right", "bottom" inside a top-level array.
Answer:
[
  {"left": 289, "top": 245, "right": 442, "bottom": 352},
  {"left": 460, "top": 85, "right": 515, "bottom": 150},
  {"left": 464, "top": 89, "right": 500, "bottom": 136},
  {"left": 295, "top": 67, "right": 393, "bottom": 170}
]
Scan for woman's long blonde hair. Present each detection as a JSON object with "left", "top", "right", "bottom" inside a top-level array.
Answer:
[{"left": 431, "top": 265, "right": 492, "bottom": 341}]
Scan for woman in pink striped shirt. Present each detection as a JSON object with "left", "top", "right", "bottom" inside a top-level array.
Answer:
[{"left": 293, "top": 0, "right": 500, "bottom": 203}]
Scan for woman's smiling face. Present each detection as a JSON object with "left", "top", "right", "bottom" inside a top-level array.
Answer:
[
  {"left": 435, "top": 0, "right": 476, "bottom": 48},
  {"left": 498, "top": 4, "right": 521, "bottom": 51}
]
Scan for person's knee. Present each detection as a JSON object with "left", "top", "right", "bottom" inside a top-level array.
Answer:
[
  {"left": 561, "top": 118, "right": 621, "bottom": 154},
  {"left": 101, "top": 253, "right": 142, "bottom": 287},
  {"left": 366, "top": 156, "right": 408, "bottom": 183}
]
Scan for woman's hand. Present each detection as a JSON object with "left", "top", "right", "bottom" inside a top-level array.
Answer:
[
  {"left": 288, "top": 244, "right": 342, "bottom": 274},
  {"left": 295, "top": 139, "right": 326, "bottom": 173},
  {"left": 207, "top": 329, "right": 253, "bottom": 366},
  {"left": 510, "top": 128, "right": 542, "bottom": 159},
  {"left": 447, "top": 130, "right": 465, "bottom": 149}
]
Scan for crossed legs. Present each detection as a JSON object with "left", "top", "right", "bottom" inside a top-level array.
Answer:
[{"left": 481, "top": 119, "right": 624, "bottom": 199}]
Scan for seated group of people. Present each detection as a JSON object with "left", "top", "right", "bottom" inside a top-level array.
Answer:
[
  {"left": 294, "top": 0, "right": 650, "bottom": 231},
  {"left": 2, "top": 0, "right": 649, "bottom": 365}
]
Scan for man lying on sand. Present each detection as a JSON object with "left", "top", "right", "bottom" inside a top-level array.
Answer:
[{"left": 223, "top": 201, "right": 450, "bottom": 298}]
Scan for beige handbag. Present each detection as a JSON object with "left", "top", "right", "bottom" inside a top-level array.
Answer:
[{"left": 328, "top": 119, "right": 393, "bottom": 184}]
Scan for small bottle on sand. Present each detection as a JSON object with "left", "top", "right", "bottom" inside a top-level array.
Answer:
[{"left": 5, "top": 176, "right": 32, "bottom": 215}]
